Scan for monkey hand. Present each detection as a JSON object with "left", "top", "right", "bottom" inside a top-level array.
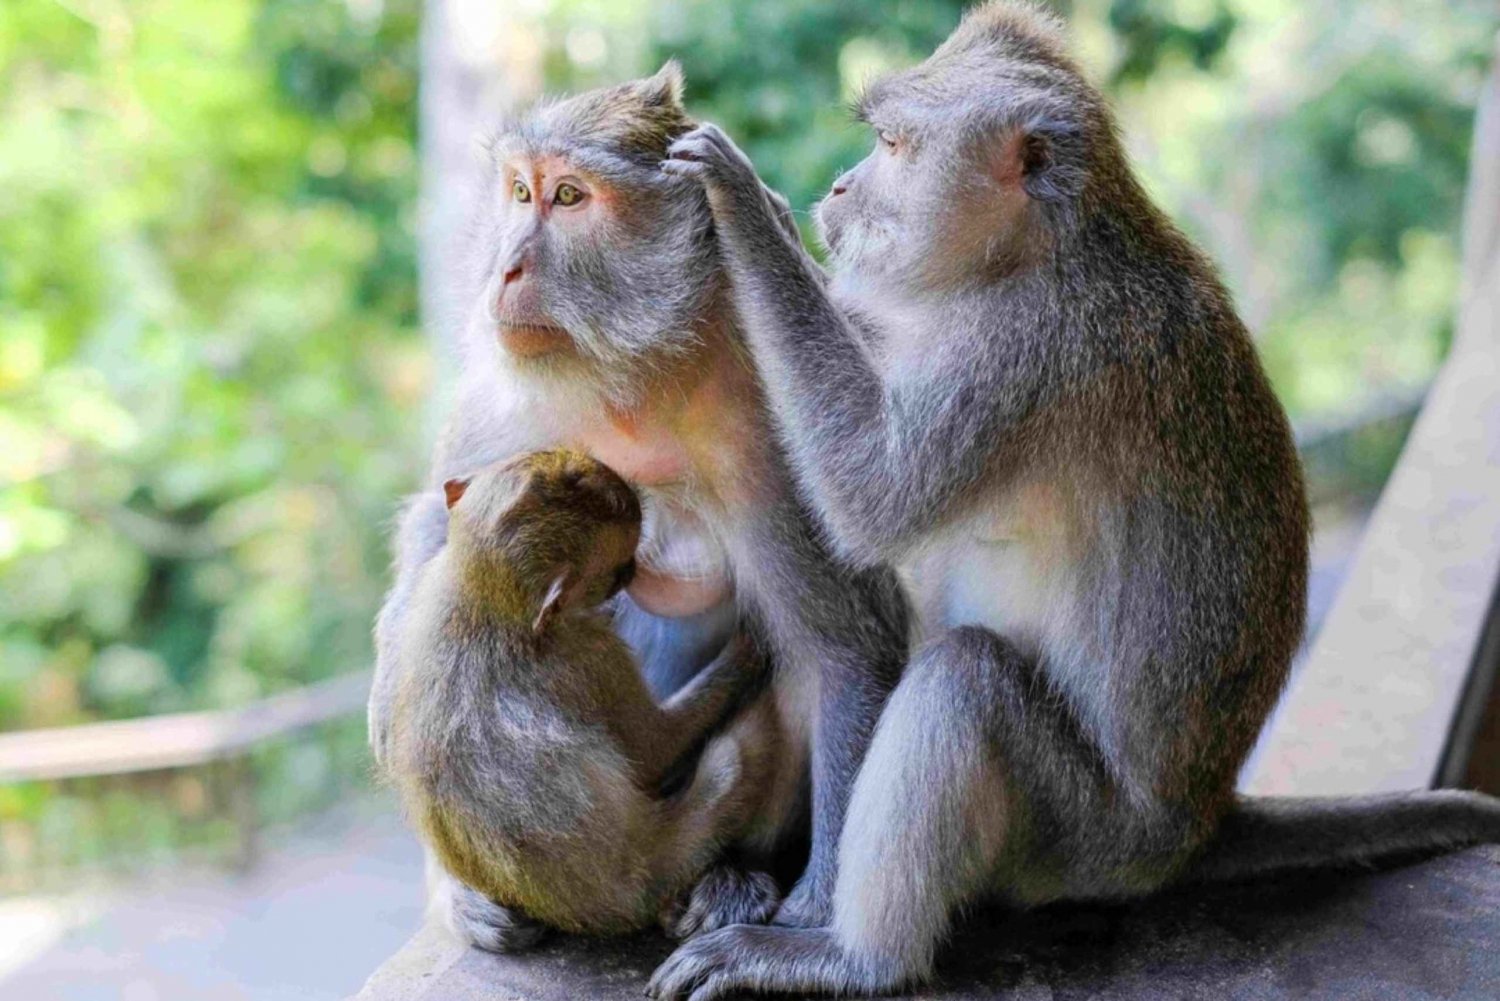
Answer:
[{"left": 663, "top": 124, "right": 793, "bottom": 253}]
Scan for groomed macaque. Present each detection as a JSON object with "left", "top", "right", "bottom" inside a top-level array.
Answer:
[
  {"left": 651, "top": 3, "right": 1500, "bottom": 997},
  {"left": 382, "top": 449, "right": 783, "bottom": 938},
  {"left": 369, "top": 66, "right": 910, "bottom": 947}
]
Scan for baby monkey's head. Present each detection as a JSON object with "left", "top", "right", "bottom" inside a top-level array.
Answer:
[{"left": 443, "top": 449, "right": 642, "bottom": 634}]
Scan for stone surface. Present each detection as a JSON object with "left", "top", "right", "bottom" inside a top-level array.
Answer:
[{"left": 355, "top": 845, "right": 1500, "bottom": 1000}]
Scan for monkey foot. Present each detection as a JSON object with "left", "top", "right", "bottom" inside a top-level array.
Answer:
[
  {"left": 662, "top": 865, "right": 781, "bottom": 940},
  {"left": 648, "top": 925, "right": 904, "bottom": 1001}
]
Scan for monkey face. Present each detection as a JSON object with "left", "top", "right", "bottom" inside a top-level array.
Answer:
[
  {"left": 474, "top": 65, "right": 719, "bottom": 408},
  {"left": 819, "top": 17, "right": 1094, "bottom": 289},
  {"left": 815, "top": 130, "right": 912, "bottom": 281}
]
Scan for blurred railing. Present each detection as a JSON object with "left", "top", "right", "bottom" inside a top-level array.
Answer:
[
  {"left": 1294, "top": 389, "right": 1424, "bottom": 508},
  {"left": 0, "top": 671, "right": 371, "bottom": 891}
]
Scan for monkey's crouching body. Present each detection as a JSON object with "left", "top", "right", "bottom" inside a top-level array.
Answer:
[
  {"left": 389, "top": 609, "right": 777, "bottom": 933},
  {"left": 382, "top": 454, "right": 783, "bottom": 936}
]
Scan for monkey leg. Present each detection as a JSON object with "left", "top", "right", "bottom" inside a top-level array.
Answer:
[{"left": 650, "top": 625, "right": 1174, "bottom": 1000}]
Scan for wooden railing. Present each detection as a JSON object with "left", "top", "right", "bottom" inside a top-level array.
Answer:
[
  {"left": 0, "top": 671, "right": 371, "bottom": 887},
  {"left": 1242, "top": 32, "right": 1500, "bottom": 797},
  {"left": 0, "top": 671, "right": 371, "bottom": 785}
]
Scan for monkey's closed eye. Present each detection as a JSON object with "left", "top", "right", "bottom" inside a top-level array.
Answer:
[
  {"left": 513, "top": 179, "right": 531, "bottom": 203},
  {"left": 877, "top": 129, "right": 899, "bottom": 152}
]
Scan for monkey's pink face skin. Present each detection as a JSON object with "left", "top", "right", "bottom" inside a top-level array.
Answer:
[
  {"left": 814, "top": 160, "right": 865, "bottom": 256},
  {"left": 489, "top": 154, "right": 610, "bottom": 359}
]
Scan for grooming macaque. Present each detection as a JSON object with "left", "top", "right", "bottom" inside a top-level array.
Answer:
[
  {"left": 652, "top": 3, "right": 1500, "bottom": 997},
  {"left": 369, "top": 65, "right": 910, "bottom": 947},
  {"left": 382, "top": 449, "right": 782, "bottom": 937}
]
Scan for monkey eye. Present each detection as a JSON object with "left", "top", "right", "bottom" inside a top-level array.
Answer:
[
  {"left": 554, "top": 182, "right": 585, "bottom": 207},
  {"left": 877, "top": 129, "right": 899, "bottom": 152},
  {"left": 512, "top": 179, "right": 532, "bottom": 203}
]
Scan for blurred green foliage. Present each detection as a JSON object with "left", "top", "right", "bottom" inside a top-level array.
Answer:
[
  {"left": 534, "top": 0, "right": 1494, "bottom": 415},
  {"left": 0, "top": 0, "right": 425, "bottom": 734},
  {"left": 0, "top": 0, "right": 1495, "bottom": 872}
]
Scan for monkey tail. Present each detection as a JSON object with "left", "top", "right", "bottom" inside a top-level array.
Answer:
[{"left": 1185, "top": 790, "right": 1500, "bottom": 883}]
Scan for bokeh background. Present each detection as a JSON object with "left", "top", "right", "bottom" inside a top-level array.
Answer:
[{"left": 2, "top": 0, "right": 1497, "bottom": 997}]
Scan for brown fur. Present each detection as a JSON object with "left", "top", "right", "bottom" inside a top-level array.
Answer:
[{"left": 383, "top": 450, "right": 783, "bottom": 935}]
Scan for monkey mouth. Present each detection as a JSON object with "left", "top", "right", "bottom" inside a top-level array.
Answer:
[{"left": 498, "top": 322, "right": 576, "bottom": 359}]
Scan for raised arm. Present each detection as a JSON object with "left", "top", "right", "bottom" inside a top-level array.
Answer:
[{"left": 663, "top": 126, "right": 1040, "bottom": 566}]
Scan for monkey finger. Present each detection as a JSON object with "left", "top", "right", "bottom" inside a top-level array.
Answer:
[
  {"left": 666, "top": 132, "right": 721, "bottom": 163},
  {"left": 686, "top": 122, "right": 737, "bottom": 156},
  {"left": 659, "top": 158, "right": 708, "bottom": 179}
]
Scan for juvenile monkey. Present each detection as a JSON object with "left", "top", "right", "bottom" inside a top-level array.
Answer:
[
  {"left": 384, "top": 449, "right": 782, "bottom": 938},
  {"left": 653, "top": 3, "right": 1500, "bottom": 997},
  {"left": 369, "top": 66, "right": 910, "bottom": 948}
]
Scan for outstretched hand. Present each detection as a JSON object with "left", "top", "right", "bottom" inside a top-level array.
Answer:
[{"left": 663, "top": 123, "right": 801, "bottom": 246}]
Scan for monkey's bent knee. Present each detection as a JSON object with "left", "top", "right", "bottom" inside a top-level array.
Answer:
[{"left": 902, "top": 625, "right": 1027, "bottom": 696}]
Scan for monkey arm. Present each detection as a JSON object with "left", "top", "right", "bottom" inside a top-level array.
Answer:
[
  {"left": 665, "top": 125, "right": 1033, "bottom": 565},
  {"left": 628, "top": 631, "right": 769, "bottom": 792},
  {"left": 760, "top": 181, "right": 804, "bottom": 245}
]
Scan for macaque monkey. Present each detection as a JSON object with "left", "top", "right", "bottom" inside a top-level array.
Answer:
[
  {"left": 382, "top": 449, "right": 783, "bottom": 938},
  {"left": 651, "top": 3, "right": 1500, "bottom": 997},
  {"left": 369, "top": 66, "right": 910, "bottom": 948}
]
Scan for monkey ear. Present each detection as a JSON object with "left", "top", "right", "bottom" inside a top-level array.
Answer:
[
  {"left": 533, "top": 571, "right": 571, "bottom": 634},
  {"left": 443, "top": 478, "right": 471, "bottom": 510},
  {"left": 640, "top": 59, "right": 685, "bottom": 109},
  {"left": 991, "top": 117, "right": 1085, "bottom": 203}
]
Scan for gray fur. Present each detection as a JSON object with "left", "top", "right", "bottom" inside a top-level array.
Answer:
[
  {"left": 370, "top": 69, "right": 909, "bottom": 949},
  {"left": 652, "top": 3, "right": 1500, "bottom": 998}
]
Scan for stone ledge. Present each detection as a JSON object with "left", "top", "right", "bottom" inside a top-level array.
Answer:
[{"left": 354, "top": 845, "right": 1500, "bottom": 1000}]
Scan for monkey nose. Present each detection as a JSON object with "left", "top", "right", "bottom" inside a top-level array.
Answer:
[
  {"left": 502, "top": 264, "right": 524, "bottom": 285},
  {"left": 831, "top": 183, "right": 848, "bottom": 196}
]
